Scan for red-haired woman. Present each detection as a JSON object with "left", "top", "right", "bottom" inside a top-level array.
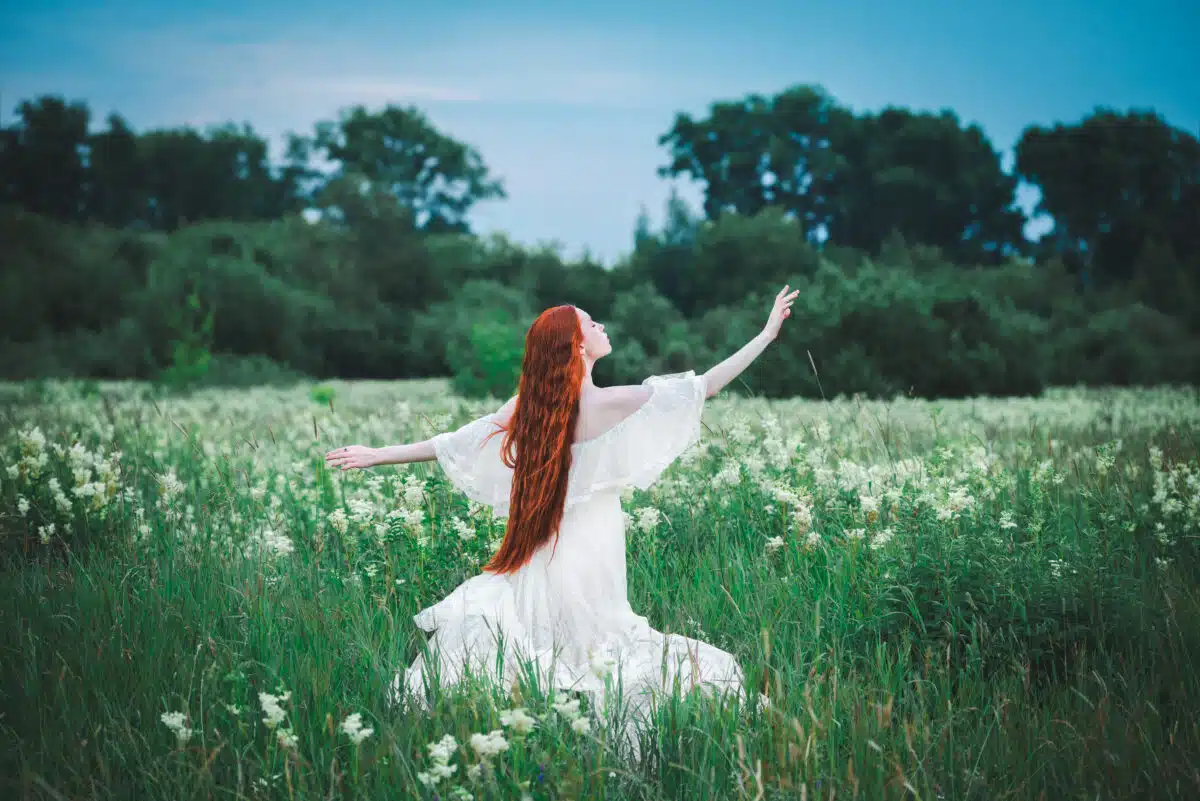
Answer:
[{"left": 326, "top": 286, "right": 798, "bottom": 723}]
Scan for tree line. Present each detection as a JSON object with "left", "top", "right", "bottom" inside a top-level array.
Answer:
[
  {"left": 1, "top": 85, "right": 1198, "bottom": 397},
  {"left": 0, "top": 96, "right": 503, "bottom": 234}
]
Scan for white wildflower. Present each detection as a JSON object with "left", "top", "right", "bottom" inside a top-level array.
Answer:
[
  {"left": 451, "top": 516, "right": 475, "bottom": 541},
  {"left": 340, "top": 712, "right": 375, "bottom": 744},
  {"left": 710, "top": 458, "right": 742, "bottom": 488},
  {"left": 499, "top": 707, "right": 537, "bottom": 734},
  {"left": 632, "top": 506, "right": 662, "bottom": 534},
  {"left": 48, "top": 478, "right": 71, "bottom": 513},
  {"left": 327, "top": 508, "right": 349, "bottom": 534},
  {"left": 259, "top": 691, "right": 290, "bottom": 729},
  {"left": 158, "top": 469, "right": 184, "bottom": 499},
  {"left": 401, "top": 475, "right": 427, "bottom": 507},
  {"left": 254, "top": 527, "right": 294, "bottom": 557},
  {"left": 870, "top": 527, "right": 894, "bottom": 550},
  {"left": 859, "top": 494, "right": 880, "bottom": 516},
  {"left": 470, "top": 729, "right": 509, "bottom": 759},
  {"left": 936, "top": 486, "right": 974, "bottom": 522},
  {"left": 552, "top": 698, "right": 581, "bottom": 720},
  {"left": 428, "top": 733, "right": 458, "bottom": 761},
  {"left": 347, "top": 497, "right": 375, "bottom": 525},
  {"left": 160, "top": 711, "right": 193, "bottom": 744}
]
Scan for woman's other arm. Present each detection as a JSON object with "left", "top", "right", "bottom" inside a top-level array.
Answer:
[
  {"left": 702, "top": 285, "right": 798, "bottom": 398},
  {"left": 323, "top": 396, "right": 517, "bottom": 471},
  {"left": 324, "top": 440, "right": 435, "bottom": 470}
]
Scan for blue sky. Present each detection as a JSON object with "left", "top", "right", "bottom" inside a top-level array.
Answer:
[{"left": 3, "top": 0, "right": 1197, "bottom": 263}]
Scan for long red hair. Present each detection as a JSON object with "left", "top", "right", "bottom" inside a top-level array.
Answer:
[{"left": 484, "top": 305, "right": 585, "bottom": 574}]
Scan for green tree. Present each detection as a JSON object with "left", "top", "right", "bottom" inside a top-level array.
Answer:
[
  {"left": 86, "top": 113, "right": 144, "bottom": 228},
  {"left": 414, "top": 280, "right": 534, "bottom": 391},
  {"left": 658, "top": 85, "right": 847, "bottom": 239},
  {"left": 0, "top": 95, "right": 304, "bottom": 230},
  {"left": 0, "top": 95, "right": 90, "bottom": 221},
  {"left": 658, "top": 84, "right": 1026, "bottom": 262},
  {"left": 1129, "top": 237, "right": 1198, "bottom": 328},
  {"left": 309, "top": 104, "right": 505, "bottom": 233},
  {"left": 633, "top": 206, "right": 816, "bottom": 316},
  {"left": 1015, "top": 109, "right": 1200, "bottom": 284},
  {"left": 830, "top": 106, "right": 1026, "bottom": 263},
  {"left": 137, "top": 123, "right": 297, "bottom": 230}
]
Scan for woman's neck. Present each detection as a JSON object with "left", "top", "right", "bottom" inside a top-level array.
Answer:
[{"left": 581, "top": 356, "right": 597, "bottom": 389}]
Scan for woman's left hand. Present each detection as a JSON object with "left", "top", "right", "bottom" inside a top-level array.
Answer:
[
  {"left": 324, "top": 444, "right": 379, "bottom": 471},
  {"left": 762, "top": 285, "right": 800, "bottom": 341}
]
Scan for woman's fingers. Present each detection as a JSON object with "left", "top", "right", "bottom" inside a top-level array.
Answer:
[{"left": 324, "top": 446, "right": 360, "bottom": 470}]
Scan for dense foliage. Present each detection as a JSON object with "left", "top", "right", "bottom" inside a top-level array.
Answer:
[{"left": 1, "top": 85, "right": 1197, "bottom": 397}]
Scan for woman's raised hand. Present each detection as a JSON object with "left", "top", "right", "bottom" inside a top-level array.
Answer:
[
  {"left": 324, "top": 444, "right": 379, "bottom": 471},
  {"left": 763, "top": 285, "right": 800, "bottom": 341}
]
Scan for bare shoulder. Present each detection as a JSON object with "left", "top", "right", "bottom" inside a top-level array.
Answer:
[
  {"left": 575, "top": 384, "right": 652, "bottom": 442},
  {"left": 597, "top": 383, "right": 652, "bottom": 413}
]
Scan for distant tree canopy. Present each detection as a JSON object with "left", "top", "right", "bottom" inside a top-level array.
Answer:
[
  {"left": 1014, "top": 108, "right": 1200, "bottom": 285},
  {"left": 0, "top": 96, "right": 505, "bottom": 234},
  {"left": 309, "top": 104, "right": 506, "bottom": 233},
  {"left": 1, "top": 83, "right": 1197, "bottom": 396},
  {"left": 657, "top": 85, "right": 1199, "bottom": 282},
  {"left": 658, "top": 85, "right": 1026, "bottom": 265}
]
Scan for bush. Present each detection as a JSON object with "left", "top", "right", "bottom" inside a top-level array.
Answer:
[
  {"left": 189, "top": 353, "right": 310, "bottom": 388},
  {"left": 2, "top": 207, "right": 1197, "bottom": 396},
  {"left": 450, "top": 317, "right": 525, "bottom": 399}
]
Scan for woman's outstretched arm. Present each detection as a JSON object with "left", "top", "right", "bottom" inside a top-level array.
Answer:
[
  {"left": 324, "top": 440, "right": 435, "bottom": 471},
  {"left": 323, "top": 396, "right": 517, "bottom": 472},
  {"left": 702, "top": 284, "right": 798, "bottom": 398}
]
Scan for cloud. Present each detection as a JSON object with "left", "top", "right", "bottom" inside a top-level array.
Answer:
[
  {"left": 226, "top": 77, "right": 484, "bottom": 106},
  {"left": 63, "top": 12, "right": 691, "bottom": 111}
]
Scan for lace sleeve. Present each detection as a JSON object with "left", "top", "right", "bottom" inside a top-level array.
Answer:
[
  {"left": 566, "top": 371, "right": 707, "bottom": 506},
  {"left": 431, "top": 408, "right": 514, "bottom": 517}
]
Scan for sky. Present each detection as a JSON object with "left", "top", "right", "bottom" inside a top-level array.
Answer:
[{"left": 3, "top": 0, "right": 1198, "bottom": 264}]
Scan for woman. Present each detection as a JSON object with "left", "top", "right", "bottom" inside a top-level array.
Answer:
[{"left": 325, "top": 285, "right": 798, "bottom": 721}]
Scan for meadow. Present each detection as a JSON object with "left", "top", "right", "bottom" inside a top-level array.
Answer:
[{"left": 2, "top": 378, "right": 1199, "bottom": 800}]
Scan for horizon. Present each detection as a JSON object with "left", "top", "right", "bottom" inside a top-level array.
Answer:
[{"left": 4, "top": 0, "right": 1197, "bottom": 264}]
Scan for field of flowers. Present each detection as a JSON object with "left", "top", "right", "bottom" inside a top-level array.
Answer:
[{"left": 2, "top": 378, "right": 1200, "bottom": 800}]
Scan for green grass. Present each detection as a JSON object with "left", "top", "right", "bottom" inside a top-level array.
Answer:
[{"left": 2, "top": 379, "right": 1199, "bottom": 800}]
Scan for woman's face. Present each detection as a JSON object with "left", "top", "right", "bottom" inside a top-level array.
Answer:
[{"left": 576, "top": 308, "right": 611, "bottom": 361}]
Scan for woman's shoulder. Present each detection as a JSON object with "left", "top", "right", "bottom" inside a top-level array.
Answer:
[
  {"left": 574, "top": 384, "right": 653, "bottom": 444},
  {"left": 595, "top": 383, "right": 654, "bottom": 410}
]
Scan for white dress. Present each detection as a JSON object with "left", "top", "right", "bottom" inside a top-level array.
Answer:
[{"left": 393, "top": 371, "right": 751, "bottom": 719}]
